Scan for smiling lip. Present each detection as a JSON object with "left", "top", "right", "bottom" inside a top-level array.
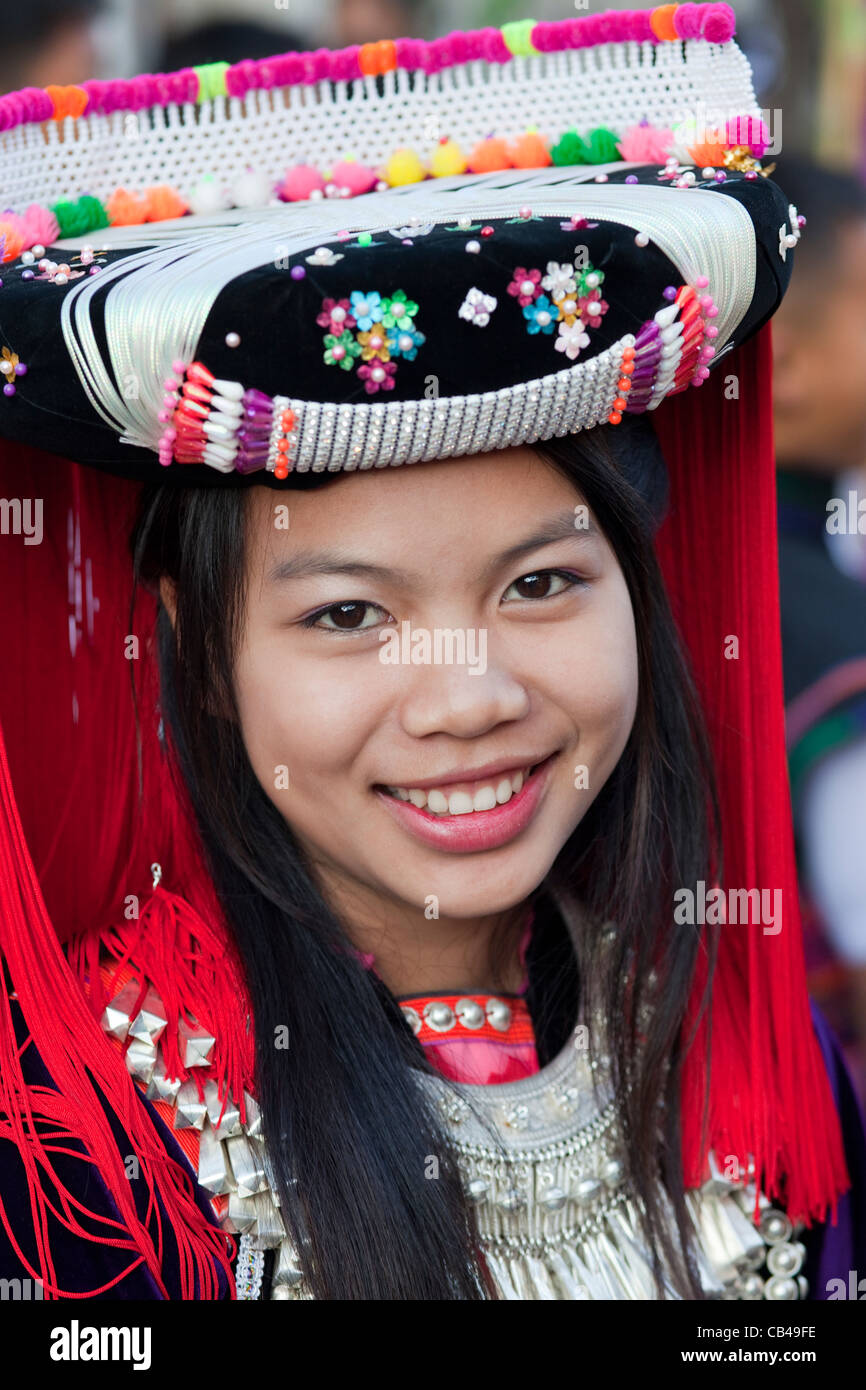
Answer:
[{"left": 373, "top": 753, "right": 558, "bottom": 854}]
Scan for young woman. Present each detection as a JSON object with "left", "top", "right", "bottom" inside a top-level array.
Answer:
[{"left": 0, "top": 5, "right": 863, "bottom": 1302}]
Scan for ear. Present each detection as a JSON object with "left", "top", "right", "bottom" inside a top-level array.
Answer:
[{"left": 159, "top": 575, "right": 178, "bottom": 628}]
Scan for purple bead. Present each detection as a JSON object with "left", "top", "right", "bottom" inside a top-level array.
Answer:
[
  {"left": 625, "top": 175, "right": 638, "bottom": 184},
  {"left": 714, "top": 171, "right": 727, "bottom": 182},
  {"left": 290, "top": 265, "right": 306, "bottom": 280},
  {"left": 243, "top": 388, "right": 273, "bottom": 409},
  {"left": 662, "top": 286, "right": 677, "bottom": 302},
  {"left": 21, "top": 269, "right": 34, "bottom": 280},
  {"left": 14, "top": 362, "right": 26, "bottom": 375},
  {"left": 3, "top": 383, "right": 15, "bottom": 396},
  {"left": 89, "top": 264, "right": 102, "bottom": 274}
]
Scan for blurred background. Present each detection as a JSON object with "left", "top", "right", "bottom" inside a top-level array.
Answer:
[{"left": 7, "top": 1, "right": 866, "bottom": 1104}]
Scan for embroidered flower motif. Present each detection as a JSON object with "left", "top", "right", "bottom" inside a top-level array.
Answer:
[
  {"left": 306, "top": 246, "right": 345, "bottom": 266},
  {"left": 579, "top": 293, "right": 609, "bottom": 325},
  {"left": 507, "top": 267, "right": 542, "bottom": 307},
  {"left": 657, "top": 161, "right": 693, "bottom": 182},
  {"left": 555, "top": 293, "right": 581, "bottom": 326},
  {"left": 357, "top": 328, "right": 391, "bottom": 361},
  {"left": 316, "top": 297, "right": 356, "bottom": 335},
  {"left": 0, "top": 344, "right": 25, "bottom": 395},
  {"left": 555, "top": 320, "right": 591, "bottom": 360},
  {"left": 323, "top": 330, "right": 362, "bottom": 370},
  {"left": 387, "top": 223, "right": 435, "bottom": 239},
  {"left": 380, "top": 290, "right": 419, "bottom": 331},
  {"left": 350, "top": 290, "right": 384, "bottom": 330},
  {"left": 387, "top": 326, "right": 426, "bottom": 360},
  {"left": 358, "top": 359, "right": 397, "bottom": 393},
  {"left": 458, "top": 287, "right": 498, "bottom": 327},
  {"left": 576, "top": 265, "right": 605, "bottom": 298},
  {"left": 522, "top": 294, "right": 556, "bottom": 335},
  {"left": 541, "top": 260, "right": 577, "bottom": 303}
]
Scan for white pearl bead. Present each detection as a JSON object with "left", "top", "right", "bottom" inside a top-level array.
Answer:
[
  {"left": 634, "top": 231, "right": 650, "bottom": 247},
  {"left": 465, "top": 240, "right": 481, "bottom": 253},
  {"left": 457, "top": 215, "right": 472, "bottom": 229},
  {"left": 536, "top": 311, "right": 551, "bottom": 326},
  {"left": 225, "top": 332, "right": 241, "bottom": 348},
  {"left": 371, "top": 367, "right": 385, "bottom": 381},
  {"left": 702, "top": 166, "right": 716, "bottom": 178},
  {"left": 31, "top": 244, "right": 45, "bottom": 259},
  {"left": 54, "top": 272, "right": 68, "bottom": 284},
  {"left": 21, "top": 251, "right": 34, "bottom": 265},
  {"left": 520, "top": 279, "right": 535, "bottom": 296}
]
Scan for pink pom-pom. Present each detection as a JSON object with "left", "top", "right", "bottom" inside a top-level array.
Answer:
[
  {"left": 21, "top": 204, "right": 59, "bottom": 251},
  {"left": 480, "top": 28, "right": 511, "bottom": 63},
  {"left": 673, "top": 3, "right": 704, "bottom": 39},
  {"left": 726, "top": 114, "right": 770, "bottom": 157},
  {"left": 626, "top": 10, "right": 656, "bottom": 43},
  {"left": 330, "top": 160, "right": 377, "bottom": 195},
  {"left": 701, "top": 3, "right": 736, "bottom": 43},
  {"left": 617, "top": 122, "right": 675, "bottom": 162},
  {"left": 279, "top": 164, "right": 325, "bottom": 201},
  {"left": 329, "top": 46, "right": 361, "bottom": 82},
  {"left": 452, "top": 32, "right": 472, "bottom": 64},
  {"left": 529, "top": 21, "right": 555, "bottom": 51},
  {"left": 303, "top": 49, "right": 331, "bottom": 83},
  {"left": 395, "top": 38, "right": 425, "bottom": 69},
  {"left": 226, "top": 61, "right": 254, "bottom": 98},
  {"left": 577, "top": 17, "right": 604, "bottom": 47}
]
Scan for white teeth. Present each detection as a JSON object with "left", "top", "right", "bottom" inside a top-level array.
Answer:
[{"left": 384, "top": 764, "right": 537, "bottom": 816}]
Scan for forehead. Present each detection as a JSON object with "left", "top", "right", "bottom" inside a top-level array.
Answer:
[{"left": 245, "top": 446, "right": 587, "bottom": 544}]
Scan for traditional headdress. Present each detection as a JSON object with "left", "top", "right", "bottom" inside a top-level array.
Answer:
[{"left": 0, "top": 3, "right": 850, "bottom": 1298}]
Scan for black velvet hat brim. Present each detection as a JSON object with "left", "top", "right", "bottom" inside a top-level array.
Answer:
[{"left": 0, "top": 164, "right": 795, "bottom": 487}]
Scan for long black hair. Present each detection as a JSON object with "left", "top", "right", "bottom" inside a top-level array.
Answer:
[{"left": 131, "top": 429, "right": 720, "bottom": 1300}]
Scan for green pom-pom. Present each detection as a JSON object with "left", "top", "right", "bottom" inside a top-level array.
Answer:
[
  {"left": 52, "top": 195, "right": 109, "bottom": 239},
  {"left": 500, "top": 20, "right": 539, "bottom": 57},
  {"left": 583, "top": 127, "right": 621, "bottom": 164},
  {"left": 194, "top": 61, "right": 230, "bottom": 102},
  {"left": 551, "top": 130, "right": 589, "bottom": 166}
]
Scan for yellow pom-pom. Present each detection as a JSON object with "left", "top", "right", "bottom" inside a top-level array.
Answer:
[
  {"left": 384, "top": 148, "right": 427, "bottom": 186},
  {"left": 430, "top": 138, "right": 467, "bottom": 178}
]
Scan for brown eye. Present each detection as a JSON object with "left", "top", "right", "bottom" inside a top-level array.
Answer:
[
  {"left": 302, "top": 601, "right": 389, "bottom": 632},
  {"left": 502, "top": 570, "right": 581, "bottom": 603}
]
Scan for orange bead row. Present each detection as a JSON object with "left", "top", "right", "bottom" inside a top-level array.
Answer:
[
  {"left": 609, "top": 345, "right": 636, "bottom": 424},
  {"left": 273, "top": 407, "right": 297, "bottom": 480}
]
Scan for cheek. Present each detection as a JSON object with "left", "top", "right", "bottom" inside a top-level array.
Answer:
[
  {"left": 233, "top": 630, "right": 387, "bottom": 792},
  {"left": 560, "top": 582, "right": 639, "bottom": 755}
]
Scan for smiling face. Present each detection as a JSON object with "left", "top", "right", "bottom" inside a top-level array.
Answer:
[{"left": 233, "top": 445, "right": 639, "bottom": 941}]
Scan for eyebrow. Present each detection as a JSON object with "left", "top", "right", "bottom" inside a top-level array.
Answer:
[{"left": 265, "top": 510, "right": 599, "bottom": 588}]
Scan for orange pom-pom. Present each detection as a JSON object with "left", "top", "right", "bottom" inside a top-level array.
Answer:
[
  {"left": 106, "top": 188, "right": 149, "bottom": 226},
  {"left": 650, "top": 4, "right": 679, "bottom": 41},
  {"left": 466, "top": 137, "right": 512, "bottom": 174},
  {"left": 359, "top": 39, "right": 397, "bottom": 75},
  {"left": 144, "top": 185, "right": 189, "bottom": 222},
  {"left": 688, "top": 137, "right": 728, "bottom": 167},
  {"left": 0, "top": 220, "right": 25, "bottom": 263},
  {"left": 508, "top": 132, "right": 552, "bottom": 169},
  {"left": 45, "top": 84, "right": 89, "bottom": 119}
]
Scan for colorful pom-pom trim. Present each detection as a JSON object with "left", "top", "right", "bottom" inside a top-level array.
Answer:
[{"left": 0, "top": 7, "right": 738, "bottom": 137}]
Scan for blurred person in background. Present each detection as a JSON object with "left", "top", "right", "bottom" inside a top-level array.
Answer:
[
  {"left": 331, "top": 0, "right": 431, "bottom": 45},
  {"left": 157, "top": 21, "right": 306, "bottom": 71},
  {"left": 0, "top": 0, "right": 103, "bottom": 93},
  {"left": 772, "top": 153, "right": 866, "bottom": 1101}
]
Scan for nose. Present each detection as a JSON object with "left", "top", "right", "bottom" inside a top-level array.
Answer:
[{"left": 397, "top": 649, "right": 532, "bottom": 741}]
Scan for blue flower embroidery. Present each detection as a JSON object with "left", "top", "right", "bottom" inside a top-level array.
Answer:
[
  {"left": 522, "top": 295, "right": 557, "bottom": 335},
  {"left": 350, "top": 291, "right": 384, "bottom": 331},
  {"left": 387, "top": 326, "right": 426, "bottom": 360}
]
